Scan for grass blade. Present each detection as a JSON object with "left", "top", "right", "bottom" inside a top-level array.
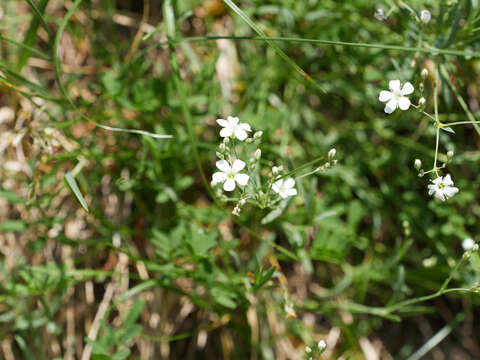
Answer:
[
  {"left": 64, "top": 172, "right": 89, "bottom": 212},
  {"left": 223, "top": 0, "right": 326, "bottom": 93}
]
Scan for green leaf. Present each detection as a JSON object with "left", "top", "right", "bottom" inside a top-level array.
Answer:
[
  {"left": 0, "top": 220, "right": 27, "bottom": 233},
  {"left": 261, "top": 199, "right": 290, "bottom": 224},
  {"left": 64, "top": 172, "right": 89, "bottom": 212},
  {"left": 0, "top": 189, "right": 27, "bottom": 204}
]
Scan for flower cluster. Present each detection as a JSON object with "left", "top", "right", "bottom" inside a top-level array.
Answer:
[{"left": 211, "top": 116, "right": 337, "bottom": 216}]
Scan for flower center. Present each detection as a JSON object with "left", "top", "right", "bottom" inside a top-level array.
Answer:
[
  {"left": 393, "top": 89, "right": 402, "bottom": 100},
  {"left": 228, "top": 173, "right": 235, "bottom": 179},
  {"left": 438, "top": 182, "right": 445, "bottom": 189}
]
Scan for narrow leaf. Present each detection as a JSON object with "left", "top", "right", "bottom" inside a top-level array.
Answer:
[{"left": 64, "top": 172, "right": 89, "bottom": 212}]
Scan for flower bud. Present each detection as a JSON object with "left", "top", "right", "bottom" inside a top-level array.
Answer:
[
  {"left": 328, "top": 148, "right": 336, "bottom": 160},
  {"left": 318, "top": 340, "right": 327, "bottom": 351},
  {"left": 254, "top": 148, "right": 261, "bottom": 160},
  {"left": 421, "top": 68, "right": 429, "bottom": 79},
  {"left": 414, "top": 159, "right": 422, "bottom": 170},
  {"left": 418, "top": 97, "right": 426, "bottom": 106},
  {"left": 374, "top": 8, "right": 385, "bottom": 21},
  {"left": 223, "top": 137, "right": 230, "bottom": 144},
  {"left": 216, "top": 152, "right": 224, "bottom": 159},
  {"left": 219, "top": 143, "right": 226, "bottom": 152},
  {"left": 272, "top": 166, "right": 279, "bottom": 175},
  {"left": 238, "top": 198, "right": 246, "bottom": 206},
  {"left": 447, "top": 150, "right": 454, "bottom": 160},
  {"left": 253, "top": 131, "right": 263, "bottom": 139},
  {"left": 420, "top": 10, "right": 431, "bottom": 23}
]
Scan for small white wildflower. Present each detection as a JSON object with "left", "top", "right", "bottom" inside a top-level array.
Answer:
[
  {"left": 420, "top": 9, "right": 431, "bottom": 23},
  {"left": 414, "top": 159, "right": 422, "bottom": 170},
  {"left": 232, "top": 205, "right": 241, "bottom": 216},
  {"left": 216, "top": 116, "right": 252, "bottom": 141},
  {"left": 379, "top": 80, "right": 414, "bottom": 114},
  {"left": 421, "top": 68, "right": 429, "bottom": 79},
  {"left": 462, "top": 238, "right": 475, "bottom": 251},
  {"left": 272, "top": 178, "right": 297, "bottom": 199},
  {"left": 272, "top": 166, "right": 280, "bottom": 175},
  {"left": 254, "top": 148, "right": 261, "bottom": 160},
  {"left": 328, "top": 148, "right": 336, "bottom": 160},
  {"left": 428, "top": 174, "right": 459, "bottom": 201},
  {"left": 374, "top": 8, "right": 385, "bottom": 21},
  {"left": 318, "top": 340, "right": 327, "bottom": 351},
  {"left": 212, "top": 159, "right": 249, "bottom": 192}
]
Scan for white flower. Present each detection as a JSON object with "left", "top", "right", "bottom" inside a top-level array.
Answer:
[
  {"left": 272, "top": 178, "right": 297, "bottom": 199},
  {"left": 428, "top": 174, "right": 459, "bottom": 201},
  {"left": 420, "top": 10, "right": 431, "bottom": 23},
  {"left": 462, "top": 238, "right": 475, "bottom": 251},
  {"left": 379, "top": 80, "right": 414, "bottom": 114},
  {"left": 212, "top": 159, "right": 249, "bottom": 192},
  {"left": 318, "top": 340, "right": 327, "bottom": 351},
  {"left": 216, "top": 116, "right": 252, "bottom": 141},
  {"left": 421, "top": 68, "right": 429, "bottom": 79}
]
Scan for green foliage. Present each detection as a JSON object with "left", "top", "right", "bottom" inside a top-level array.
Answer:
[{"left": 1, "top": 0, "right": 480, "bottom": 359}]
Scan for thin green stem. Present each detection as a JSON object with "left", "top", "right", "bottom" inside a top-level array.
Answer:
[
  {"left": 433, "top": 68, "right": 440, "bottom": 176},
  {"left": 442, "top": 120, "right": 480, "bottom": 127}
]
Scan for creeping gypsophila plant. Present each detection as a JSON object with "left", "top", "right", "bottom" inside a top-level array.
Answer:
[{"left": 211, "top": 116, "right": 337, "bottom": 216}]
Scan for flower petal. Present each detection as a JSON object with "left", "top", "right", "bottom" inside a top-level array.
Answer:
[
  {"left": 401, "top": 82, "right": 414, "bottom": 95},
  {"left": 223, "top": 178, "right": 236, "bottom": 192},
  {"left": 389, "top": 80, "right": 401, "bottom": 92},
  {"left": 272, "top": 182, "right": 281, "bottom": 193},
  {"left": 434, "top": 189, "right": 446, "bottom": 201},
  {"left": 279, "top": 191, "right": 289, "bottom": 199},
  {"left": 379, "top": 90, "right": 393, "bottom": 102},
  {"left": 285, "top": 188, "right": 297, "bottom": 196},
  {"left": 444, "top": 186, "right": 459, "bottom": 198},
  {"left": 432, "top": 176, "right": 443, "bottom": 185},
  {"left": 443, "top": 174, "right": 454, "bottom": 186},
  {"left": 216, "top": 118, "right": 230, "bottom": 128},
  {"left": 216, "top": 159, "right": 231, "bottom": 173},
  {"left": 212, "top": 172, "right": 227, "bottom": 184},
  {"left": 239, "top": 123, "right": 252, "bottom": 132},
  {"left": 384, "top": 99, "right": 398, "bottom": 114},
  {"left": 227, "top": 116, "right": 239, "bottom": 125},
  {"left": 234, "top": 128, "right": 248, "bottom": 141},
  {"left": 398, "top": 97, "right": 411, "bottom": 110},
  {"left": 220, "top": 127, "right": 234, "bottom": 137},
  {"left": 231, "top": 159, "right": 246, "bottom": 173},
  {"left": 428, "top": 184, "right": 436, "bottom": 195},
  {"left": 234, "top": 173, "right": 249, "bottom": 186},
  {"left": 283, "top": 178, "right": 295, "bottom": 189}
]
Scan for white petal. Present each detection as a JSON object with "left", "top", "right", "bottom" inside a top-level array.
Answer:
[
  {"left": 379, "top": 90, "right": 393, "bottom": 102},
  {"left": 279, "top": 191, "right": 289, "bottom": 199},
  {"left": 283, "top": 178, "right": 295, "bottom": 189},
  {"left": 389, "top": 80, "right": 401, "bottom": 92},
  {"left": 285, "top": 188, "right": 297, "bottom": 196},
  {"left": 443, "top": 174, "right": 454, "bottom": 186},
  {"left": 272, "top": 183, "right": 280, "bottom": 193},
  {"left": 216, "top": 119, "right": 230, "bottom": 128},
  {"left": 384, "top": 99, "right": 398, "bottom": 114},
  {"left": 220, "top": 127, "right": 233, "bottom": 137},
  {"left": 239, "top": 123, "right": 252, "bottom": 132},
  {"left": 444, "top": 186, "right": 459, "bottom": 198},
  {"left": 398, "top": 97, "right": 411, "bottom": 110},
  {"left": 434, "top": 189, "right": 446, "bottom": 201},
  {"left": 223, "top": 178, "right": 236, "bottom": 192},
  {"left": 401, "top": 82, "right": 414, "bottom": 95},
  {"left": 234, "top": 128, "right": 248, "bottom": 141},
  {"left": 227, "top": 116, "right": 239, "bottom": 125},
  {"left": 432, "top": 177, "right": 443, "bottom": 185},
  {"left": 428, "top": 184, "right": 436, "bottom": 195},
  {"left": 234, "top": 173, "right": 249, "bottom": 186},
  {"left": 231, "top": 159, "right": 246, "bottom": 173},
  {"left": 212, "top": 172, "right": 227, "bottom": 184},
  {"left": 216, "top": 159, "right": 231, "bottom": 173}
]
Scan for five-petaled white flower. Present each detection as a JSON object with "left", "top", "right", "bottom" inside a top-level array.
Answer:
[
  {"left": 212, "top": 159, "right": 249, "bottom": 191},
  {"left": 216, "top": 116, "right": 252, "bottom": 141},
  {"left": 428, "top": 174, "right": 459, "bottom": 201},
  {"left": 272, "top": 178, "right": 297, "bottom": 199},
  {"left": 379, "top": 80, "right": 414, "bottom": 114}
]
